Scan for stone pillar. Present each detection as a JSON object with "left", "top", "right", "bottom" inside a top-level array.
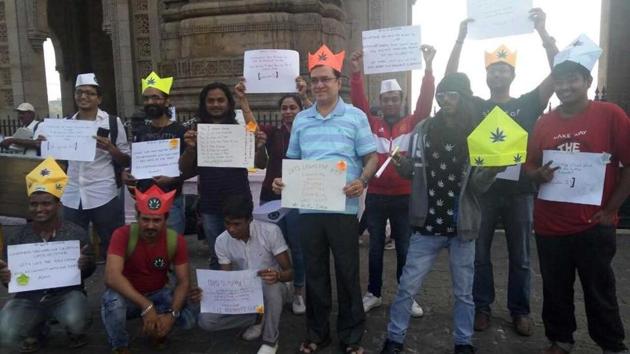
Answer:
[
  {"left": 108, "top": 0, "right": 136, "bottom": 117},
  {"left": 0, "top": 0, "right": 14, "bottom": 117},
  {"left": 598, "top": 0, "right": 630, "bottom": 112}
]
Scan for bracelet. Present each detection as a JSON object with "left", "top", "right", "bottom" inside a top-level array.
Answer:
[{"left": 140, "top": 303, "right": 154, "bottom": 317}]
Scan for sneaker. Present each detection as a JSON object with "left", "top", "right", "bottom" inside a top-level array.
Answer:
[
  {"left": 292, "top": 294, "right": 306, "bottom": 315},
  {"left": 454, "top": 344, "right": 476, "bottom": 354},
  {"left": 411, "top": 300, "right": 424, "bottom": 317},
  {"left": 474, "top": 312, "right": 490, "bottom": 331},
  {"left": 384, "top": 239, "right": 396, "bottom": 250},
  {"left": 513, "top": 315, "right": 533, "bottom": 336},
  {"left": 362, "top": 292, "right": 382, "bottom": 312},
  {"left": 380, "top": 339, "right": 403, "bottom": 354},
  {"left": 242, "top": 322, "right": 263, "bottom": 341},
  {"left": 257, "top": 343, "right": 278, "bottom": 354}
]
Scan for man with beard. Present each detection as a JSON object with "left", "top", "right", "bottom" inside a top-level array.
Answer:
[
  {"left": 101, "top": 185, "right": 195, "bottom": 354},
  {"left": 0, "top": 157, "right": 95, "bottom": 352},
  {"left": 122, "top": 72, "right": 188, "bottom": 234},
  {"left": 349, "top": 45, "right": 436, "bottom": 316},
  {"left": 445, "top": 8, "right": 558, "bottom": 336},
  {"left": 180, "top": 82, "right": 258, "bottom": 269}
]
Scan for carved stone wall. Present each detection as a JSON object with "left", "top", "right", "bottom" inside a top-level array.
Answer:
[
  {"left": 599, "top": 0, "right": 630, "bottom": 112},
  {"left": 0, "top": 0, "right": 13, "bottom": 112}
]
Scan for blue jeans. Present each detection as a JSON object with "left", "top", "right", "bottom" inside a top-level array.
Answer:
[
  {"left": 101, "top": 287, "right": 196, "bottom": 349},
  {"left": 63, "top": 196, "right": 124, "bottom": 255},
  {"left": 474, "top": 193, "right": 532, "bottom": 317},
  {"left": 201, "top": 213, "right": 225, "bottom": 270},
  {"left": 277, "top": 208, "right": 305, "bottom": 289},
  {"left": 0, "top": 290, "right": 91, "bottom": 346},
  {"left": 366, "top": 193, "right": 410, "bottom": 297},
  {"left": 387, "top": 233, "right": 475, "bottom": 346},
  {"left": 167, "top": 194, "right": 186, "bottom": 235}
]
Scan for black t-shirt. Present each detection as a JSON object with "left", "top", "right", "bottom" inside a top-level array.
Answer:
[
  {"left": 472, "top": 88, "right": 544, "bottom": 195},
  {"left": 133, "top": 121, "right": 188, "bottom": 194}
]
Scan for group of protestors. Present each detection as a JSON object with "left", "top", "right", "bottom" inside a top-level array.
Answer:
[{"left": 0, "top": 6, "right": 629, "bottom": 354}]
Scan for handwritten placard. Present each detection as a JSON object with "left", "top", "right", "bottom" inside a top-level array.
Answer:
[
  {"left": 362, "top": 25, "right": 422, "bottom": 75},
  {"left": 243, "top": 50, "right": 300, "bottom": 93},
  {"left": 196, "top": 269, "right": 264, "bottom": 314},
  {"left": 39, "top": 119, "right": 98, "bottom": 161},
  {"left": 538, "top": 150, "right": 607, "bottom": 206},
  {"left": 132, "top": 139, "right": 181, "bottom": 179},
  {"left": 281, "top": 159, "right": 347, "bottom": 212},
  {"left": 197, "top": 124, "right": 255, "bottom": 168},
  {"left": 467, "top": 0, "right": 534, "bottom": 40},
  {"left": 8, "top": 240, "right": 81, "bottom": 293}
]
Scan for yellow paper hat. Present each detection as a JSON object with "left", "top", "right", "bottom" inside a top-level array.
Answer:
[
  {"left": 467, "top": 106, "right": 528, "bottom": 167},
  {"left": 485, "top": 45, "right": 517, "bottom": 68},
  {"left": 141, "top": 71, "right": 173, "bottom": 95},
  {"left": 25, "top": 157, "right": 68, "bottom": 198}
]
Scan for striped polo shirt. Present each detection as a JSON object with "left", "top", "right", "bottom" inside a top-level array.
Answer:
[{"left": 286, "top": 97, "right": 376, "bottom": 215}]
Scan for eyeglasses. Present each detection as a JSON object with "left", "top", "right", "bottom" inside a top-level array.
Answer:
[
  {"left": 435, "top": 91, "right": 460, "bottom": 102},
  {"left": 75, "top": 90, "right": 98, "bottom": 98},
  {"left": 310, "top": 77, "right": 338, "bottom": 85}
]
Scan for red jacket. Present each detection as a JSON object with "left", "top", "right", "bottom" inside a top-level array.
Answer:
[{"left": 350, "top": 71, "right": 435, "bottom": 195}]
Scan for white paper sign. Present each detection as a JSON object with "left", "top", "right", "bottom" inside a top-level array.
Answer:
[
  {"left": 496, "top": 164, "right": 521, "bottom": 181},
  {"left": 281, "top": 159, "right": 347, "bottom": 212},
  {"left": 467, "top": 0, "right": 534, "bottom": 40},
  {"left": 197, "top": 124, "right": 255, "bottom": 168},
  {"left": 362, "top": 25, "right": 423, "bottom": 75},
  {"left": 243, "top": 50, "right": 300, "bottom": 93},
  {"left": 132, "top": 139, "right": 181, "bottom": 179},
  {"left": 538, "top": 150, "right": 607, "bottom": 206},
  {"left": 196, "top": 269, "right": 264, "bottom": 314},
  {"left": 39, "top": 119, "right": 98, "bottom": 161},
  {"left": 8, "top": 240, "right": 81, "bottom": 293}
]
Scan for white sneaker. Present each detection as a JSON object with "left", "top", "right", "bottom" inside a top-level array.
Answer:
[
  {"left": 362, "top": 292, "right": 382, "bottom": 312},
  {"left": 257, "top": 343, "right": 278, "bottom": 354},
  {"left": 292, "top": 294, "right": 306, "bottom": 315},
  {"left": 242, "top": 322, "right": 263, "bottom": 341},
  {"left": 411, "top": 299, "right": 424, "bottom": 317}
]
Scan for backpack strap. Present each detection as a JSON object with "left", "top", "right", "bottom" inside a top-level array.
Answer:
[
  {"left": 126, "top": 224, "right": 178, "bottom": 261},
  {"left": 166, "top": 228, "right": 178, "bottom": 261},
  {"left": 126, "top": 223, "right": 140, "bottom": 258},
  {"left": 108, "top": 114, "right": 118, "bottom": 145}
]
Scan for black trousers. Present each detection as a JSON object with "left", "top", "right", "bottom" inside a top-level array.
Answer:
[
  {"left": 300, "top": 213, "right": 365, "bottom": 346},
  {"left": 536, "top": 224, "right": 627, "bottom": 352}
]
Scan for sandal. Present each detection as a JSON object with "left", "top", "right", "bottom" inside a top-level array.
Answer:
[
  {"left": 297, "top": 337, "right": 331, "bottom": 353},
  {"left": 20, "top": 337, "right": 40, "bottom": 353},
  {"left": 344, "top": 344, "right": 365, "bottom": 354}
]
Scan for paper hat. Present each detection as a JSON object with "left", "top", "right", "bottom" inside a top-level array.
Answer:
[
  {"left": 485, "top": 45, "right": 517, "bottom": 68},
  {"left": 553, "top": 34, "right": 602, "bottom": 72},
  {"left": 252, "top": 200, "right": 290, "bottom": 224},
  {"left": 75, "top": 73, "right": 99, "bottom": 87},
  {"left": 15, "top": 102, "right": 35, "bottom": 112},
  {"left": 142, "top": 71, "right": 174, "bottom": 95},
  {"left": 380, "top": 79, "right": 402, "bottom": 94},
  {"left": 135, "top": 185, "right": 176, "bottom": 215},
  {"left": 25, "top": 157, "right": 68, "bottom": 198},
  {"left": 467, "top": 106, "right": 528, "bottom": 167},
  {"left": 308, "top": 44, "right": 345, "bottom": 72}
]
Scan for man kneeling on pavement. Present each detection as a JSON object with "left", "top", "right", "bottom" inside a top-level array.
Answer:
[
  {"left": 101, "top": 185, "right": 195, "bottom": 353},
  {"left": 0, "top": 157, "right": 95, "bottom": 352},
  {"left": 190, "top": 194, "right": 293, "bottom": 354}
]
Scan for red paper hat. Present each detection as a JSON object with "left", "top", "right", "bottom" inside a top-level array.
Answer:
[
  {"left": 308, "top": 44, "right": 345, "bottom": 72},
  {"left": 135, "top": 185, "right": 176, "bottom": 215}
]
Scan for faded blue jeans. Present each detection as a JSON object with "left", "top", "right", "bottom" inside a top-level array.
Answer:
[
  {"left": 0, "top": 290, "right": 91, "bottom": 346},
  {"left": 100, "top": 287, "right": 196, "bottom": 349},
  {"left": 201, "top": 213, "right": 224, "bottom": 270},
  {"left": 387, "top": 233, "right": 475, "bottom": 346},
  {"left": 167, "top": 194, "right": 186, "bottom": 235},
  {"left": 277, "top": 208, "right": 305, "bottom": 289},
  {"left": 474, "top": 193, "right": 533, "bottom": 317}
]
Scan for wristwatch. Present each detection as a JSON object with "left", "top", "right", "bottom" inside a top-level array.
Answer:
[{"left": 170, "top": 309, "right": 180, "bottom": 318}]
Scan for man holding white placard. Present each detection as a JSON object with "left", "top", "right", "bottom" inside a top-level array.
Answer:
[
  {"left": 446, "top": 9, "right": 559, "bottom": 335},
  {"left": 272, "top": 44, "right": 378, "bottom": 354},
  {"left": 525, "top": 35, "right": 630, "bottom": 354},
  {"left": 0, "top": 157, "right": 95, "bottom": 352}
]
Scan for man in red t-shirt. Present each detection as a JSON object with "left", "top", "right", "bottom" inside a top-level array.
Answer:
[
  {"left": 525, "top": 35, "right": 630, "bottom": 354},
  {"left": 101, "top": 185, "right": 195, "bottom": 353}
]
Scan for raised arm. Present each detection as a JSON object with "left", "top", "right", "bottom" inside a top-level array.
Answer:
[
  {"left": 529, "top": 8, "right": 559, "bottom": 106},
  {"left": 349, "top": 50, "right": 371, "bottom": 117},
  {"left": 235, "top": 78, "right": 257, "bottom": 126},
  {"left": 411, "top": 45, "right": 436, "bottom": 124},
  {"left": 445, "top": 19, "right": 473, "bottom": 76},
  {"left": 296, "top": 76, "right": 313, "bottom": 109}
]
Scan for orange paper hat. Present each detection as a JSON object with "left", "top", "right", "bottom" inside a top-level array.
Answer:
[
  {"left": 135, "top": 185, "right": 176, "bottom": 215},
  {"left": 485, "top": 45, "right": 517, "bottom": 68},
  {"left": 308, "top": 44, "right": 345, "bottom": 72}
]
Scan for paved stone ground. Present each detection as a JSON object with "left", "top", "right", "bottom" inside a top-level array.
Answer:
[{"left": 1, "top": 230, "right": 629, "bottom": 354}]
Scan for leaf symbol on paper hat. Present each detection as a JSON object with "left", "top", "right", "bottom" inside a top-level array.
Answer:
[
  {"left": 40, "top": 168, "right": 50, "bottom": 177},
  {"left": 513, "top": 154, "right": 522, "bottom": 163},
  {"left": 490, "top": 128, "right": 507, "bottom": 143},
  {"left": 496, "top": 49, "right": 508, "bottom": 59},
  {"left": 147, "top": 78, "right": 156, "bottom": 86},
  {"left": 318, "top": 52, "right": 328, "bottom": 61},
  {"left": 474, "top": 157, "right": 485, "bottom": 166}
]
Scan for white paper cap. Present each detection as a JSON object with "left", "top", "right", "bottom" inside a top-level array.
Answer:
[
  {"left": 15, "top": 102, "right": 35, "bottom": 112},
  {"left": 252, "top": 200, "right": 290, "bottom": 224},
  {"left": 75, "top": 73, "right": 100, "bottom": 87},
  {"left": 553, "top": 34, "right": 602, "bottom": 72},
  {"left": 380, "top": 79, "right": 402, "bottom": 94}
]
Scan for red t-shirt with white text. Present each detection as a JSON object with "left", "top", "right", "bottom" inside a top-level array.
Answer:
[
  {"left": 525, "top": 101, "right": 630, "bottom": 236},
  {"left": 108, "top": 225, "right": 188, "bottom": 294}
]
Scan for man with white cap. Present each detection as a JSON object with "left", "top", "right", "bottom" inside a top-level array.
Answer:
[
  {"left": 525, "top": 34, "right": 630, "bottom": 354},
  {"left": 60, "top": 73, "right": 130, "bottom": 260},
  {"left": 0, "top": 102, "right": 41, "bottom": 156},
  {"left": 349, "top": 46, "right": 436, "bottom": 316}
]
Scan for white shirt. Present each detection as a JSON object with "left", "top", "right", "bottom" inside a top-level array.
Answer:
[
  {"left": 215, "top": 220, "right": 288, "bottom": 271},
  {"left": 7, "top": 120, "right": 39, "bottom": 156},
  {"left": 60, "top": 109, "right": 130, "bottom": 210}
]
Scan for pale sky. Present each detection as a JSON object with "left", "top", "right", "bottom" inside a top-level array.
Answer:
[
  {"left": 44, "top": 38, "right": 61, "bottom": 100},
  {"left": 411, "top": 0, "right": 602, "bottom": 110}
]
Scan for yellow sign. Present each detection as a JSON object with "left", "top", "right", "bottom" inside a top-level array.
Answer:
[{"left": 467, "top": 106, "right": 528, "bottom": 167}]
